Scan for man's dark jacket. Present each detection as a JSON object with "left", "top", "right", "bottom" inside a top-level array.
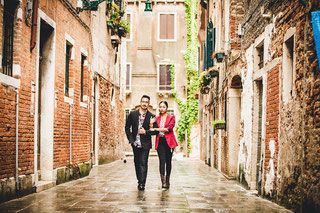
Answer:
[{"left": 125, "top": 110, "right": 158, "bottom": 149}]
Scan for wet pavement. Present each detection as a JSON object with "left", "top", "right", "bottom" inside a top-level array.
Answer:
[{"left": 0, "top": 157, "right": 292, "bottom": 212}]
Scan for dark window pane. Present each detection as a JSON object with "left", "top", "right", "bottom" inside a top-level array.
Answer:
[
  {"left": 80, "top": 54, "right": 86, "bottom": 101},
  {"left": 2, "top": 1, "right": 18, "bottom": 76},
  {"left": 65, "top": 42, "right": 72, "bottom": 96}
]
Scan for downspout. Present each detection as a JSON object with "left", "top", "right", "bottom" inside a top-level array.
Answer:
[
  {"left": 15, "top": 89, "right": 19, "bottom": 191},
  {"left": 69, "top": 103, "right": 73, "bottom": 164}
]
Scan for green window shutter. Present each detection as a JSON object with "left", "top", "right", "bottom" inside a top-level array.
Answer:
[
  {"left": 203, "top": 43, "right": 207, "bottom": 71},
  {"left": 206, "top": 21, "right": 214, "bottom": 68},
  {"left": 213, "top": 27, "right": 216, "bottom": 54}
]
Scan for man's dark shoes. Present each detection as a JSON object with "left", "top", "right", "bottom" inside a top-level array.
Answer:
[{"left": 138, "top": 184, "right": 145, "bottom": 191}]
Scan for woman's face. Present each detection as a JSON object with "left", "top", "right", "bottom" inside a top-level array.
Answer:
[{"left": 159, "top": 102, "right": 167, "bottom": 114}]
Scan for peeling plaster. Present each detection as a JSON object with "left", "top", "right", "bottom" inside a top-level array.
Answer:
[
  {"left": 238, "top": 45, "right": 254, "bottom": 184},
  {"left": 265, "top": 139, "right": 276, "bottom": 195}
]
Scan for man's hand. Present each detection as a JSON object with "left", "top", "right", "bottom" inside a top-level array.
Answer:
[
  {"left": 149, "top": 117, "right": 156, "bottom": 128},
  {"left": 138, "top": 127, "right": 146, "bottom": 135}
]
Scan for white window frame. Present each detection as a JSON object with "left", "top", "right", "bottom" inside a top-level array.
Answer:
[
  {"left": 64, "top": 33, "right": 75, "bottom": 102},
  {"left": 253, "top": 33, "right": 265, "bottom": 72},
  {"left": 157, "top": 12, "right": 177, "bottom": 42},
  {"left": 125, "top": 12, "right": 133, "bottom": 42},
  {"left": 126, "top": 63, "right": 132, "bottom": 92},
  {"left": 157, "top": 63, "right": 174, "bottom": 92}
]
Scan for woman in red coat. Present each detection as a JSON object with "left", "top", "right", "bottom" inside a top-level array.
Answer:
[{"left": 150, "top": 101, "right": 178, "bottom": 189}]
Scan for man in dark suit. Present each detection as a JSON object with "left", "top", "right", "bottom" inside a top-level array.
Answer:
[{"left": 125, "top": 95, "right": 157, "bottom": 190}]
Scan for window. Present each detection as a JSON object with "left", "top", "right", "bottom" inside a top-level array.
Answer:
[
  {"left": 80, "top": 54, "right": 86, "bottom": 102},
  {"left": 282, "top": 34, "right": 295, "bottom": 103},
  {"left": 126, "top": 63, "right": 131, "bottom": 91},
  {"left": 65, "top": 41, "right": 72, "bottom": 96},
  {"left": 1, "top": 1, "right": 18, "bottom": 76},
  {"left": 159, "top": 13, "right": 175, "bottom": 40},
  {"left": 126, "top": 13, "right": 132, "bottom": 40},
  {"left": 256, "top": 42, "right": 264, "bottom": 69},
  {"left": 158, "top": 64, "right": 172, "bottom": 91}
]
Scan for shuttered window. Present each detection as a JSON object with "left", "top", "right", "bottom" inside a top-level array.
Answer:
[
  {"left": 126, "top": 64, "right": 131, "bottom": 90},
  {"left": 159, "top": 65, "right": 172, "bottom": 91},
  {"left": 159, "top": 14, "right": 175, "bottom": 40}
]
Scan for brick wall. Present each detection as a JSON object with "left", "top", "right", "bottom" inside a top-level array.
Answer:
[
  {"left": 51, "top": 1, "right": 92, "bottom": 168},
  {"left": 263, "top": 65, "right": 280, "bottom": 196},
  {"left": 98, "top": 77, "right": 125, "bottom": 164},
  {"left": 0, "top": 0, "right": 36, "bottom": 179}
]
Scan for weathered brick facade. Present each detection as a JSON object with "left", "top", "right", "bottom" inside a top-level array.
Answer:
[
  {"left": 199, "top": 0, "right": 320, "bottom": 211},
  {"left": 0, "top": 0, "right": 126, "bottom": 202},
  {"left": 98, "top": 76, "right": 125, "bottom": 164}
]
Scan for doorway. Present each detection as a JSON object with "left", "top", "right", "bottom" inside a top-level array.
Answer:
[
  {"left": 253, "top": 79, "right": 264, "bottom": 193},
  {"left": 36, "top": 16, "right": 55, "bottom": 181},
  {"left": 227, "top": 75, "right": 242, "bottom": 177}
]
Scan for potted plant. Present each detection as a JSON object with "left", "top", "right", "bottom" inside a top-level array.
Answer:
[
  {"left": 214, "top": 52, "right": 225, "bottom": 63},
  {"left": 117, "top": 19, "right": 130, "bottom": 37},
  {"left": 213, "top": 120, "right": 226, "bottom": 130}
]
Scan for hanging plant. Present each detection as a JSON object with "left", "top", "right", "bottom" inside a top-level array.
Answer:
[
  {"left": 106, "top": 2, "right": 130, "bottom": 37},
  {"left": 117, "top": 19, "right": 130, "bottom": 37}
]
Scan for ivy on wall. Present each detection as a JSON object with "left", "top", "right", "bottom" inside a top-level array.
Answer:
[{"left": 170, "top": 0, "right": 199, "bottom": 153}]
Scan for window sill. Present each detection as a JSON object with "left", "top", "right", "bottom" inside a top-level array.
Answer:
[
  {"left": 80, "top": 102, "right": 88, "bottom": 108},
  {"left": 157, "top": 39, "right": 177, "bottom": 42},
  {"left": 64, "top": 96, "right": 73, "bottom": 105},
  {"left": 0, "top": 72, "right": 20, "bottom": 89}
]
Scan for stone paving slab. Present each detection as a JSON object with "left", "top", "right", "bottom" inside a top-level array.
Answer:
[{"left": 0, "top": 157, "right": 292, "bottom": 213}]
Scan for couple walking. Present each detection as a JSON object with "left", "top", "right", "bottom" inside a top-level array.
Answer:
[{"left": 125, "top": 95, "right": 178, "bottom": 191}]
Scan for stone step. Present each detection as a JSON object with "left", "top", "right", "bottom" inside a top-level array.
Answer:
[{"left": 35, "top": 180, "right": 55, "bottom": 193}]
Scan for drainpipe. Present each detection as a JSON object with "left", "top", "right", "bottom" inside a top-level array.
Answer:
[
  {"left": 69, "top": 103, "right": 73, "bottom": 164},
  {"left": 15, "top": 89, "right": 19, "bottom": 191}
]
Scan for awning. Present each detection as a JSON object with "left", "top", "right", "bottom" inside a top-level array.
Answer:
[{"left": 311, "top": 11, "right": 320, "bottom": 69}]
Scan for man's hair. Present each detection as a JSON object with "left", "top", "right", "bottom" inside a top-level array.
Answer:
[{"left": 141, "top": 95, "right": 150, "bottom": 102}]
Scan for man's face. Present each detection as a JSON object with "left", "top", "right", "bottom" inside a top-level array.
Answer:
[{"left": 140, "top": 98, "right": 150, "bottom": 110}]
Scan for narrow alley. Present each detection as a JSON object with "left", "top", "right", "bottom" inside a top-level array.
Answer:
[
  {"left": 0, "top": 0, "right": 319, "bottom": 212},
  {"left": 0, "top": 157, "right": 291, "bottom": 212}
]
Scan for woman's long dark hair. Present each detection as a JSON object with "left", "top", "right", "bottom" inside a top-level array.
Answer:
[
  {"left": 159, "top": 101, "right": 168, "bottom": 108},
  {"left": 159, "top": 101, "right": 168, "bottom": 115}
]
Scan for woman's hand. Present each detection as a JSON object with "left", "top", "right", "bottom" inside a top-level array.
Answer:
[{"left": 158, "top": 128, "right": 169, "bottom": 132}]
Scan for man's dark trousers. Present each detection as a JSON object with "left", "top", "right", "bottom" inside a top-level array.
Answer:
[{"left": 132, "top": 146, "right": 150, "bottom": 185}]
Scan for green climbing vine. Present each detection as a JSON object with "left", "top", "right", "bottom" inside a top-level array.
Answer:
[{"left": 170, "top": 0, "right": 199, "bottom": 154}]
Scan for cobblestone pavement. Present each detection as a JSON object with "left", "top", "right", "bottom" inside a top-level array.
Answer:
[{"left": 0, "top": 157, "right": 292, "bottom": 213}]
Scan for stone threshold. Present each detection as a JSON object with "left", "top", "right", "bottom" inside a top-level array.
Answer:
[{"left": 35, "top": 181, "right": 56, "bottom": 193}]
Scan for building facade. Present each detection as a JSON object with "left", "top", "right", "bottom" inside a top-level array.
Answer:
[
  {"left": 124, "top": 0, "right": 187, "bottom": 151},
  {"left": 198, "top": 0, "right": 320, "bottom": 211},
  {"left": 0, "top": 0, "right": 126, "bottom": 201}
]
